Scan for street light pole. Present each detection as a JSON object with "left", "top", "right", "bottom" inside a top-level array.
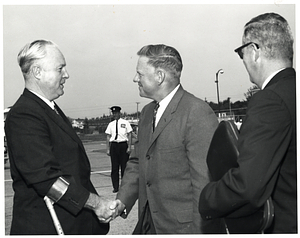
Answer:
[
  {"left": 136, "top": 102, "right": 140, "bottom": 120},
  {"left": 215, "top": 69, "right": 224, "bottom": 114},
  {"left": 228, "top": 97, "right": 232, "bottom": 116}
]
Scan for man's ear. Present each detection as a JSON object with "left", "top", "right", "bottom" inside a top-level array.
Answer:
[
  {"left": 156, "top": 69, "right": 166, "bottom": 85},
  {"left": 252, "top": 44, "right": 260, "bottom": 62},
  {"left": 31, "top": 65, "right": 42, "bottom": 79}
]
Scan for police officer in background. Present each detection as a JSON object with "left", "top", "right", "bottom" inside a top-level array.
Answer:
[{"left": 105, "top": 106, "right": 133, "bottom": 193}]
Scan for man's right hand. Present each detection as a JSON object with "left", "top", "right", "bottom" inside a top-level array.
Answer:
[
  {"left": 110, "top": 199, "right": 127, "bottom": 218},
  {"left": 84, "top": 193, "right": 117, "bottom": 223}
]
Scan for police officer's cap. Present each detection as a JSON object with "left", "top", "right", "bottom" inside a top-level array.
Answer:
[{"left": 110, "top": 106, "right": 121, "bottom": 113}]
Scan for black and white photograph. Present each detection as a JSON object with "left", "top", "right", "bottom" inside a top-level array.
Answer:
[{"left": 2, "top": 0, "right": 297, "bottom": 235}]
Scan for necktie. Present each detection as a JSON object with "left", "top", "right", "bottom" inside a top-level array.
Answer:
[
  {"left": 152, "top": 102, "right": 160, "bottom": 132},
  {"left": 115, "top": 119, "right": 118, "bottom": 140},
  {"left": 54, "top": 104, "right": 70, "bottom": 126},
  {"left": 54, "top": 105, "right": 61, "bottom": 116}
]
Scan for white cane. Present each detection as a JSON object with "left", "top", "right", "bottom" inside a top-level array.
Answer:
[{"left": 44, "top": 196, "right": 64, "bottom": 235}]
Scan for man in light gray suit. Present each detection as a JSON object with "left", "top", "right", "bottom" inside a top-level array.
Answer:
[{"left": 112, "top": 44, "right": 223, "bottom": 234}]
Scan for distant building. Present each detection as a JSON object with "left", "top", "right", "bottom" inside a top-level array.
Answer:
[
  {"left": 216, "top": 112, "right": 243, "bottom": 130},
  {"left": 71, "top": 119, "right": 84, "bottom": 129},
  {"left": 216, "top": 112, "right": 235, "bottom": 122}
]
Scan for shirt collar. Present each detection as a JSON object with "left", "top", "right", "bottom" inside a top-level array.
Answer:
[
  {"left": 158, "top": 84, "right": 180, "bottom": 110},
  {"left": 261, "top": 68, "right": 285, "bottom": 89},
  {"left": 29, "top": 90, "right": 55, "bottom": 109},
  {"left": 155, "top": 84, "right": 180, "bottom": 127}
]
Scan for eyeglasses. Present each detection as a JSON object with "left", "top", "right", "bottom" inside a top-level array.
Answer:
[{"left": 234, "top": 42, "right": 259, "bottom": 59}]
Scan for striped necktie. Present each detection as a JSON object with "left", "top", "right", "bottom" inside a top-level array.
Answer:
[{"left": 152, "top": 102, "right": 160, "bottom": 132}]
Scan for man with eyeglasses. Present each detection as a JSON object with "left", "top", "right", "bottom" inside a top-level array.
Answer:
[{"left": 199, "top": 13, "right": 296, "bottom": 234}]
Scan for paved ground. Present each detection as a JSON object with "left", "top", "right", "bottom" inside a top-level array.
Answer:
[{"left": 4, "top": 140, "right": 138, "bottom": 235}]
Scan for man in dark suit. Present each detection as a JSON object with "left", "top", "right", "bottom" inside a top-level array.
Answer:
[
  {"left": 5, "top": 40, "right": 115, "bottom": 234},
  {"left": 111, "top": 44, "right": 221, "bottom": 234},
  {"left": 199, "top": 13, "right": 296, "bottom": 233}
]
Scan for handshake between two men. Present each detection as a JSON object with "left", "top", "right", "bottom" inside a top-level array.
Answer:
[{"left": 85, "top": 193, "right": 126, "bottom": 223}]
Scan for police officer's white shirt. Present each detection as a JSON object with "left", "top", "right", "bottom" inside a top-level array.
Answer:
[
  {"left": 105, "top": 118, "right": 133, "bottom": 142},
  {"left": 155, "top": 84, "right": 180, "bottom": 127}
]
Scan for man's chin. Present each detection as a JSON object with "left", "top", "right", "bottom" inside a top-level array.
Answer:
[
  {"left": 138, "top": 89, "right": 145, "bottom": 98},
  {"left": 52, "top": 91, "right": 64, "bottom": 101},
  {"left": 139, "top": 92, "right": 147, "bottom": 98},
  {"left": 138, "top": 89, "right": 153, "bottom": 99}
]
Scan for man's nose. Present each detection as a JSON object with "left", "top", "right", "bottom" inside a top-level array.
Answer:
[
  {"left": 133, "top": 74, "right": 139, "bottom": 83},
  {"left": 63, "top": 68, "right": 70, "bottom": 79}
]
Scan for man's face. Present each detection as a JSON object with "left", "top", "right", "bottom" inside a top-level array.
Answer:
[
  {"left": 38, "top": 45, "right": 69, "bottom": 101},
  {"left": 133, "top": 56, "right": 159, "bottom": 99},
  {"left": 112, "top": 112, "right": 121, "bottom": 120}
]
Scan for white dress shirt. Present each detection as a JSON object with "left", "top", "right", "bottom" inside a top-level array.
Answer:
[
  {"left": 29, "top": 90, "right": 56, "bottom": 109},
  {"left": 155, "top": 84, "right": 180, "bottom": 127}
]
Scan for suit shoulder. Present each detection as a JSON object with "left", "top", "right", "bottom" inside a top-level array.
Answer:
[
  {"left": 141, "top": 101, "right": 156, "bottom": 112},
  {"left": 10, "top": 95, "right": 41, "bottom": 113},
  {"left": 264, "top": 68, "right": 295, "bottom": 97},
  {"left": 182, "top": 89, "right": 203, "bottom": 101},
  {"left": 253, "top": 75, "right": 295, "bottom": 104},
  {"left": 182, "top": 90, "right": 212, "bottom": 110},
  {"left": 6, "top": 94, "right": 46, "bottom": 123}
]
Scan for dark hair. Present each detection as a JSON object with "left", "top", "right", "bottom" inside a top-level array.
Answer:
[
  {"left": 137, "top": 44, "right": 183, "bottom": 79},
  {"left": 243, "top": 12, "right": 294, "bottom": 62}
]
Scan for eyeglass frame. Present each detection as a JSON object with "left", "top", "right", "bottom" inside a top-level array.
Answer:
[{"left": 234, "top": 42, "right": 260, "bottom": 59}]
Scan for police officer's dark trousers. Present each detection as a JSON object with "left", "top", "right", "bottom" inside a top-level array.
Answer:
[{"left": 110, "top": 141, "right": 129, "bottom": 191}]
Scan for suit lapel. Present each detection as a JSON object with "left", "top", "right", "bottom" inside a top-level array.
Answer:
[
  {"left": 46, "top": 103, "right": 85, "bottom": 150},
  {"left": 149, "top": 86, "right": 184, "bottom": 148},
  {"left": 23, "top": 89, "right": 85, "bottom": 151}
]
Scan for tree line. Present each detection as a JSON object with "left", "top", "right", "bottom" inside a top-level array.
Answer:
[{"left": 70, "top": 85, "right": 259, "bottom": 133}]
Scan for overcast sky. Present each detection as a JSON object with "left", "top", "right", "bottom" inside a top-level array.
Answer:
[{"left": 2, "top": 0, "right": 296, "bottom": 119}]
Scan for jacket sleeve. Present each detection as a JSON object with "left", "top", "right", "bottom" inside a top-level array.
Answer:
[
  {"left": 5, "top": 105, "right": 90, "bottom": 215},
  {"left": 115, "top": 109, "right": 146, "bottom": 214},
  {"left": 185, "top": 101, "right": 218, "bottom": 228},
  {"left": 199, "top": 90, "right": 293, "bottom": 219}
]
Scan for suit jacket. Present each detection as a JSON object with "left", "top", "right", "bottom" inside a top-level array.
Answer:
[
  {"left": 5, "top": 89, "right": 109, "bottom": 235},
  {"left": 117, "top": 86, "right": 221, "bottom": 234},
  {"left": 199, "top": 68, "right": 297, "bottom": 233}
]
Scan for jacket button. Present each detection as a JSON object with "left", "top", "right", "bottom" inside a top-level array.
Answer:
[{"left": 147, "top": 182, "right": 151, "bottom": 187}]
